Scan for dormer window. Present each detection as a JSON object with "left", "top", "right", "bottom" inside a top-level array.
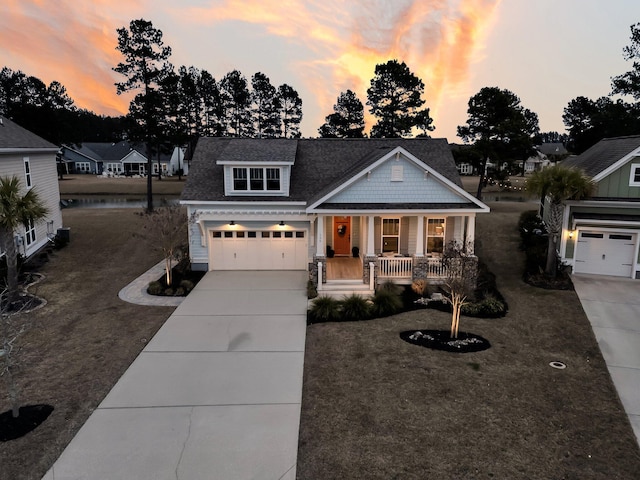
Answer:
[
  {"left": 232, "top": 166, "right": 282, "bottom": 192},
  {"left": 630, "top": 163, "right": 640, "bottom": 187}
]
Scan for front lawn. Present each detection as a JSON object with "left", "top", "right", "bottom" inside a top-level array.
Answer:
[{"left": 297, "top": 201, "right": 640, "bottom": 479}]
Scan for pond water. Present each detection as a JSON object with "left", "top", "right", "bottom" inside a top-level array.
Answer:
[{"left": 61, "top": 196, "right": 179, "bottom": 209}]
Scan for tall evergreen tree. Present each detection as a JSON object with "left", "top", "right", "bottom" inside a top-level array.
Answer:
[
  {"left": 251, "top": 72, "right": 281, "bottom": 138},
  {"left": 113, "top": 18, "right": 172, "bottom": 211},
  {"left": 278, "top": 84, "right": 302, "bottom": 138},
  {"left": 366, "top": 60, "right": 430, "bottom": 138},
  {"left": 318, "top": 89, "right": 365, "bottom": 138},
  {"left": 457, "top": 86, "right": 539, "bottom": 199},
  {"left": 200, "top": 70, "right": 225, "bottom": 136},
  {"left": 611, "top": 23, "right": 640, "bottom": 100},
  {"left": 220, "top": 70, "right": 252, "bottom": 137}
]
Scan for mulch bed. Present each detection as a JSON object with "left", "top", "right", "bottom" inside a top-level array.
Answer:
[
  {"left": 400, "top": 329, "right": 491, "bottom": 353},
  {"left": 0, "top": 405, "right": 54, "bottom": 442}
]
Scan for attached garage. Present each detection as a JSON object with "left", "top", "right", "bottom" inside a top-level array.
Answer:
[
  {"left": 209, "top": 230, "right": 308, "bottom": 271},
  {"left": 574, "top": 230, "right": 637, "bottom": 277}
]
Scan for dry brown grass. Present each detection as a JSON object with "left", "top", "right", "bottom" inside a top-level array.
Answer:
[
  {"left": 0, "top": 208, "right": 174, "bottom": 480},
  {"left": 297, "top": 201, "right": 640, "bottom": 479}
]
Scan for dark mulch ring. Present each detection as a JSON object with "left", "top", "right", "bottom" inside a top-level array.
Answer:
[
  {"left": 400, "top": 329, "right": 491, "bottom": 353},
  {"left": 0, "top": 292, "right": 45, "bottom": 314},
  {"left": 0, "top": 405, "right": 54, "bottom": 442},
  {"left": 524, "top": 271, "right": 574, "bottom": 290},
  {"left": 148, "top": 260, "right": 206, "bottom": 297}
]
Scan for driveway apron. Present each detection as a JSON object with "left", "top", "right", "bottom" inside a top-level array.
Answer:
[
  {"left": 572, "top": 274, "right": 640, "bottom": 445},
  {"left": 43, "top": 271, "right": 308, "bottom": 480}
]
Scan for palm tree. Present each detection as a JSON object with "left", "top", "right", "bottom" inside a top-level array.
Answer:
[
  {"left": 0, "top": 176, "right": 48, "bottom": 304},
  {"left": 526, "top": 165, "right": 594, "bottom": 276}
]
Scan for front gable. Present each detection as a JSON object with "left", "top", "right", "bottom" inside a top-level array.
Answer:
[
  {"left": 121, "top": 150, "right": 147, "bottom": 164},
  {"left": 594, "top": 148, "right": 640, "bottom": 199},
  {"left": 307, "top": 147, "right": 486, "bottom": 213}
]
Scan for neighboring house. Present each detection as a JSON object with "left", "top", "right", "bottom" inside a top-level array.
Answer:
[
  {"left": 0, "top": 115, "right": 64, "bottom": 258},
  {"left": 182, "top": 138, "right": 489, "bottom": 292},
  {"left": 59, "top": 141, "right": 187, "bottom": 176},
  {"left": 558, "top": 135, "right": 640, "bottom": 279},
  {"left": 457, "top": 162, "right": 474, "bottom": 175}
]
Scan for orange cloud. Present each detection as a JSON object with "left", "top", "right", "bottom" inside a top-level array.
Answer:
[
  {"left": 182, "top": 0, "right": 500, "bottom": 134},
  {"left": 0, "top": 0, "right": 146, "bottom": 116}
]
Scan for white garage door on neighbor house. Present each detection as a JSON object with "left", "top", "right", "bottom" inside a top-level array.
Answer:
[
  {"left": 209, "top": 230, "right": 308, "bottom": 270},
  {"left": 574, "top": 231, "right": 636, "bottom": 277}
]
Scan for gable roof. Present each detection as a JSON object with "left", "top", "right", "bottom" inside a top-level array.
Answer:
[
  {"left": 182, "top": 137, "right": 467, "bottom": 206},
  {"left": 62, "top": 141, "right": 173, "bottom": 162},
  {"left": 562, "top": 135, "right": 640, "bottom": 179},
  {"left": 0, "top": 115, "right": 58, "bottom": 150}
]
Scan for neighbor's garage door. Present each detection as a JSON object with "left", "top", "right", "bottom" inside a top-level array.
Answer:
[
  {"left": 574, "top": 231, "right": 636, "bottom": 277},
  {"left": 209, "top": 230, "right": 308, "bottom": 270}
]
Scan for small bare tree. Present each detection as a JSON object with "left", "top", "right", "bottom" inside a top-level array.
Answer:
[
  {"left": 0, "top": 289, "right": 36, "bottom": 418},
  {"left": 441, "top": 241, "right": 478, "bottom": 339},
  {"left": 136, "top": 204, "right": 187, "bottom": 286}
]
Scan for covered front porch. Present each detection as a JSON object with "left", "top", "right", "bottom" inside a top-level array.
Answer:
[{"left": 311, "top": 213, "right": 477, "bottom": 289}]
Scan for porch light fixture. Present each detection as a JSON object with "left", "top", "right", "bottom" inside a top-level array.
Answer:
[
  {"left": 279, "top": 221, "right": 285, "bottom": 226},
  {"left": 229, "top": 220, "right": 235, "bottom": 226},
  {"left": 568, "top": 230, "right": 574, "bottom": 239}
]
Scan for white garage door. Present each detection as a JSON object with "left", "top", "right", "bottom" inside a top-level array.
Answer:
[
  {"left": 209, "top": 230, "right": 308, "bottom": 271},
  {"left": 574, "top": 231, "right": 636, "bottom": 277}
]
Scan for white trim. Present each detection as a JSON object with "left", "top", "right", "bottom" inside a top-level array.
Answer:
[
  {"left": 308, "top": 207, "right": 488, "bottom": 215},
  {"left": 306, "top": 147, "right": 489, "bottom": 212},
  {"left": 181, "top": 200, "right": 307, "bottom": 206},
  {"left": 216, "top": 160, "right": 294, "bottom": 166},
  {"left": 593, "top": 148, "right": 640, "bottom": 182},
  {"left": 0, "top": 148, "right": 58, "bottom": 154}
]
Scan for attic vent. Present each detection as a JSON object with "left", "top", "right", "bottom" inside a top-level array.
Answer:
[{"left": 391, "top": 165, "right": 403, "bottom": 182}]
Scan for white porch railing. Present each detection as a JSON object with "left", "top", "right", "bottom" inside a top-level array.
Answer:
[
  {"left": 377, "top": 256, "right": 447, "bottom": 280},
  {"left": 424, "top": 257, "right": 446, "bottom": 278},
  {"left": 378, "top": 256, "right": 413, "bottom": 278}
]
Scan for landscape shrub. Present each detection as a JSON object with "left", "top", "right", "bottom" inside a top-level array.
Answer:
[
  {"left": 147, "top": 281, "right": 163, "bottom": 295},
  {"left": 308, "top": 296, "right": 341, "bottom": 323},
  {"left": 307, "top": 280, "right": 318, "bottom": 299},
  {"left": 164, "top": 288, "right": 174, "bottom": 296},
  {"left": 377, "top": 279, "right": 402, "bottom": 296},
  {"left": 461, "top": 294, "right": 507, "bottom": 318},
  {"left": 371, "top": 288, "right": 403, "bottom": 318},
  {"left": 180, "top": 279, "right": 194, "bottom": 293},
  {"left": 340, "top": 294, "right": 371, "bottom": 321},
  {"left": 174, "top": 287, "right": 185, "bottom": 296}
]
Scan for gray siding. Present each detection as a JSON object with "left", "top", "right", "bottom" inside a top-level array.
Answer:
[{"left": 598, "top": 161, "right": 640, "bottom": 199}]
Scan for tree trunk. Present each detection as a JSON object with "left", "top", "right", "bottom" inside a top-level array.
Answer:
[
  {"left": 145, "top": 143, "right": 153, "bottom": 212},
  {"left": 544, "top": 203, "right": 564, "bottom": 277},
  {"left": 165, "top": 256, "right": 172, "bottom": 286},
  {"left": 2, "top": 230, "right": 20, "bottom": 304},
  {"left": 476, "top": 155, "right": 488, "bottom": 200}
]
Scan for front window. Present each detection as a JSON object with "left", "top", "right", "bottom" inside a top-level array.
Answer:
[
  {"left": 630, "top": 163, "right": 640, "bottom": 187},
  {"left": 427, "top": 218, "right": 445, "bottom": 254},
  {"left": 25, "top": 218, "right": 36, "bottom": 246},
  {"left": 232, "top": 167, "right": 281, "bottom": 192},
  {"left": 382, "top": 218, "right": 400, "bottom": 253},
  {"left": 24, "top": 158, "right": 32, "bottom": 188}
]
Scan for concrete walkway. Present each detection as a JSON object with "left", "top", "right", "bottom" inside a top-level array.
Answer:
[
  {"left": 572, "top": 274, "right": 640, "bottom": 445},
  {"left": 44, "top": 270, "right": 308, "bottom": 480}
]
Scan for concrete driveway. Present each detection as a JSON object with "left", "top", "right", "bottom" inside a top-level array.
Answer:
[
  {"left": 572, "top": 274, "right": 640, "bottom": 445},
  {"left": 43, "top": 270, "right": 308, "bottom": 480}
]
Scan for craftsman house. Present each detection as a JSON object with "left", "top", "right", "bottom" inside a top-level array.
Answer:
[
  {"left": 59, "top": 141, "right": 187, "bottom": 176},
  {"left": 181, "top": 138, "right": 489, "bottom": 294},
  {"left": 0, "top": 115, "right": 64, "bottom": 258},
  {"left": 558, "top": 135, "right": 640, "bottom": 279}
]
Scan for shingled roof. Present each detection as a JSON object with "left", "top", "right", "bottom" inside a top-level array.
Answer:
[
  {"left": 181, "top": 137, "right": 463, "bottom": 204},
  {"left": 562, "top": 135, "right": 640, "bottom": 178},
  {"left": 0, "top": 115, "right": 58, "bottom": 150}
]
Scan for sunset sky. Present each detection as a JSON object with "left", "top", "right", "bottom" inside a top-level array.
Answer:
[{"left": 2, "top": 0, "right": 640, "bottom": 141}]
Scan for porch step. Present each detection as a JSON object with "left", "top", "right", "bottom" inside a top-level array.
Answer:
[{"left": 317, "top": 280, "right": 374, "bottom": 299}]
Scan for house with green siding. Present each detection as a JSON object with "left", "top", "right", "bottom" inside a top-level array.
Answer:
[{"left": 559, "top": 135, "right": 640, "bottom": 278}]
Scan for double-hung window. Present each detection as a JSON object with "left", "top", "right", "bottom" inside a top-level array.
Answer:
[
  {"left": 382, "top": 218, "right": 400, "bottom": 253},
  {"left": 25, "top": 218, "right": 36, "bottom": 246},
  {"left": 232, "top": 167, "right": 281, "bottom": 192},
  {"left": 24, "top": 158, "right": 32, "bottom": 188},
  {"left": 427, "top": 218, "right": 445, "bottom": 254}
]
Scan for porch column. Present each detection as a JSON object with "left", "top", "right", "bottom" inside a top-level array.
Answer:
[
  {"left": 367, "top": 215, "right": 375, "bottom": 256},
  {"left": 415, "top": 215, "right": 424, "bottom": 256},
  {"left": 316, "top": 215, "right": 325, "bottom": 257},
  {"left": 466, "top": 215, "right": 475, "bottom": 254}
]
